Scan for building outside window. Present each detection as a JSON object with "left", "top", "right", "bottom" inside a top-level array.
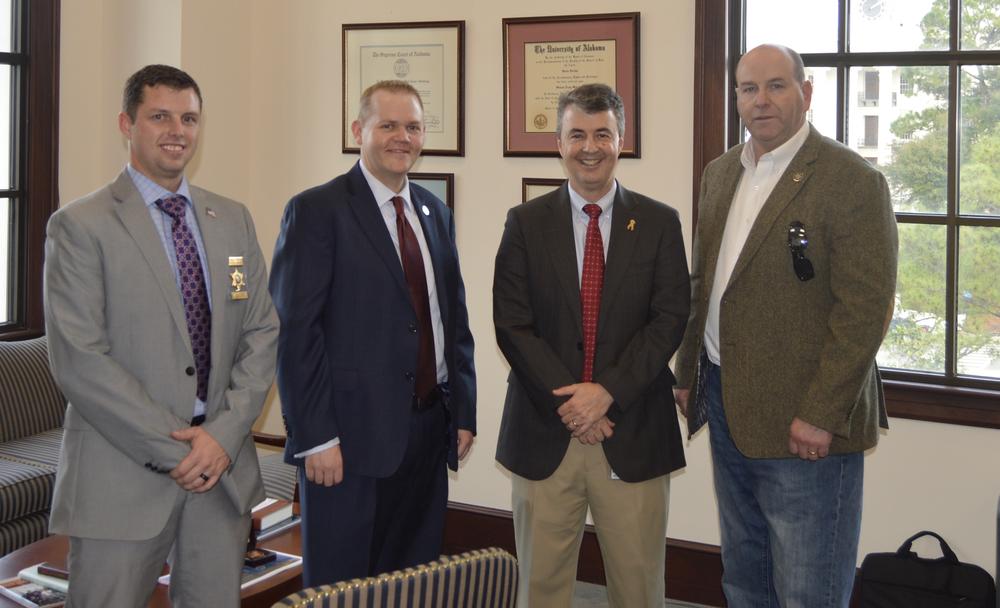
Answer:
[{"left": 715, "top": 0, "right": 1000, "bottom": 405}]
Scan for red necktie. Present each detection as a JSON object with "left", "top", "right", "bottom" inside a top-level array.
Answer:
[
  {"left": 580, "top": 203, "right": 604, "bottom": 383},
  {"left": 392, "top": 196, "right": 437, "bottom": 400},
  {"left": 156, "top": 195, "right": 211, "bottom": 402}
]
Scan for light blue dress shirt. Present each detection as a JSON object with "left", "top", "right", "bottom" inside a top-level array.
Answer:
[{"left": 127, "top": 164, "right": 210, "bottom": 419}]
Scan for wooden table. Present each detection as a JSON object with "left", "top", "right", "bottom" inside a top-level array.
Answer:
[{"left": 0, "top": 526, "right": 304, "bottom": 607}]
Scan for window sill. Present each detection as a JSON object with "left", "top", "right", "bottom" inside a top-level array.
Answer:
[{"left": 884, "top": 379, "right": 1000, "bottom": 429}]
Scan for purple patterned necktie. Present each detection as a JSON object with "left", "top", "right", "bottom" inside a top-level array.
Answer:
[{"left": 156, "top": 195, "right": 211, "bottom": 402}]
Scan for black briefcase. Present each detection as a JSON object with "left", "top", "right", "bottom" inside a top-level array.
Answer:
[{"left": 859, "top": 530, "right": 996, "bottom": 607}]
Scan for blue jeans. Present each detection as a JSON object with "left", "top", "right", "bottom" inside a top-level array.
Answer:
[{"left": 705, "top": 362, "right": 863, "bottom": 608}]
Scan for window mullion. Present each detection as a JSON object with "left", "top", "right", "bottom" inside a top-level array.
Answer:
[{"left": 945, "top": 61, "right": 960, "bottom": 379}]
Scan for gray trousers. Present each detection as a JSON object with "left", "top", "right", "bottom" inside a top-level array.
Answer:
[{"left": 66, "top": 484, "right": 249, "bottom": 608}]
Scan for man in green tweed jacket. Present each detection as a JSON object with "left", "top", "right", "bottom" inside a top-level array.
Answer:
[{"left": 673, "top": 44, "right": 898, "bottom": 608}]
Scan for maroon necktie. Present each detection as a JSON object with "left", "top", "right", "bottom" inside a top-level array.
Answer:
[
  {"left": 392, "top": 196, "right": 437, "bottom": 400},
  {"left": 580, "top": 204, "right": 605, "bottom": 383},
  {"left": 156, "top": 195, "right": 211, "bottom": 402}
]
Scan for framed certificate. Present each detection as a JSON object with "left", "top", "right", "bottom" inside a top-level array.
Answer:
[
  {"left": 503, "top": 13, "right": 640, "bottom": 158},
  {"left": 409, "top": 172, "right": 455, "bottom": 210},
  {"left": 343, "top": 21, "right": 465, "bottom": 156},
  {"left": 521, "top": 177, "right": 565, "bottom": 203}
]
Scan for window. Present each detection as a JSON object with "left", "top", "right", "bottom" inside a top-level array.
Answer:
[
  {"left": 863, "top": 115, "right": 879, "bottom": 147},
  {"left": 900, "top": 74, "right": 913, "bottom": 95},
  {"left": 693, "top": 0, "right": 1000, "bottom": 426},
  {"left": 0, "top": 0, "right": 59, "bottom": 340}
]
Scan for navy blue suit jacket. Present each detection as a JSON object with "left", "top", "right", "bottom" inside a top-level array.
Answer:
[{"left": 270, "top": 163, "right": 475, "bottom": 476}]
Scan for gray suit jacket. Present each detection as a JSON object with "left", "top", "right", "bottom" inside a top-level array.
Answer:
[
  {"left": 674, "top": 126, "right": 898, "bottom": 458},
  {"left": 44, "top": 170, "right": 279, "bottom": 540},
  {"left": 494, "top": 184, "right": 690, "bottom": 482}
]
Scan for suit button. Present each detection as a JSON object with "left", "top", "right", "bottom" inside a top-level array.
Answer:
[
  {"left": 185, "top": 367, "right": 195, "bottom": 376},
  {"left": 405, "top": 372, "right": 415, "bottom": 381},
  {"left": 409, "top": 323, "right": 417, "bottom": 334},
  {"left": 576, "top": 342, "right": 583, "bottom": 351}
]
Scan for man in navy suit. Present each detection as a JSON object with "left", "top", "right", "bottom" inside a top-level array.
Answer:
[{"left": 269, "top": 80, "right": 476, "bottom": 585}]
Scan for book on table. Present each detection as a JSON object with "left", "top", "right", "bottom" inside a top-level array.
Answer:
[
  {"left": 0, "top": 577, "right": 66, "bottom": 608},
  {"left": 251, "top": 498, "right": 295, "bottom": 531},
  {"left": 15, "top": 564, "right": 68, "bottom": 594},
  {"left": 157, "top": 550, "right": 302, "bottom": 590}
]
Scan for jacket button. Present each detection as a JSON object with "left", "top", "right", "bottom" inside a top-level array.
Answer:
[
  {"left": 576, "top": 342, "right": 583, "bottom": 351},
  {"left": 185, "top": 367, "right": 195, "bottom": 376},
  {"left": 408, "top": 323, "right": 417, "bottom": 334},
  {"left": 404, "top": 371, "right": 415, "bottom": 381}
]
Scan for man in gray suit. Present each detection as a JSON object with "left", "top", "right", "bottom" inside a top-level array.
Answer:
[
  {"left": 673, "top": 45, "right": 897, "bottom": 607},
  {"left": 494, "top": 84, "right": 690, "bottom": 607},
  {"left": 43, "top": 64, "right": 278, "bottom": 607}
]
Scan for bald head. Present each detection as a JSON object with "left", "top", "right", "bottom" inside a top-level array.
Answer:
[{"left": 738, "top": 44, "right": 806, "bottom": 84}]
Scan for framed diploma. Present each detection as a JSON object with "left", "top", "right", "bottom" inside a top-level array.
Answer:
[
  {"left": 343, "top": 21, "right": 465, "bottom": 156},
  {"left": 503, "top": 13, "right": 640, "bottom": 158},
  {"left": 409, "top": 172, "right": 455, "bottom": 210},
  {"left": 521, "top": 177, "right": 565, "bottom": 203}
]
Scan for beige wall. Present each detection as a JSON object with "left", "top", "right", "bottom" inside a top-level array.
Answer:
[{"left": 59, "top": 0, "right": 999, "bottom": 575}]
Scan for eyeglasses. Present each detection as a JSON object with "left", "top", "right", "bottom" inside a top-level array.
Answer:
[{"left": 787, "top": 221, "right": 815, "bottom": 282}]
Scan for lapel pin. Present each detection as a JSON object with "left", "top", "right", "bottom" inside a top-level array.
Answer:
[
  {"left": 421, "top": 204, "right": 430, "bottom": 216},
  {"left": 791, "top": 172, "right": 804, "bottom": 183},
  {"left": 206, "top": 208, "right": 217, "bottom": 218},
  {"left": 627, "top": 219, "right": 636, "bottom": 231}
]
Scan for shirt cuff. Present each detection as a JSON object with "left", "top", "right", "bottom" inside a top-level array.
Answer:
[{"left": 294, "top": 437, "right": 340, "bottom": 458}]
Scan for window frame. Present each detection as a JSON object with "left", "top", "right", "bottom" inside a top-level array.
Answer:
[
  {"left": 0, "top": 0, "right": 59, "bottom": 341},
  {"left": 693, "top": 0, "right": 1000, "bottom": 428}
]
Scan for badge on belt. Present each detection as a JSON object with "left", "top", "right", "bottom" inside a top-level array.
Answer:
[{"left": 228, "top": 256, "right": 248, "bottom": 300}]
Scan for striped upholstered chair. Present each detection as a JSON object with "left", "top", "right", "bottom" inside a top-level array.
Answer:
[
  {"left": 272, "top": 547, "right": 518, "bottom": 608},
  {"left": 0, "top": 337, "right": 66, "bottom": 556}
]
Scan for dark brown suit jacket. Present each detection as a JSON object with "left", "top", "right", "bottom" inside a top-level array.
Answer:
[{"left": 494, "top": 184, "right": 690, "bottom": 482}]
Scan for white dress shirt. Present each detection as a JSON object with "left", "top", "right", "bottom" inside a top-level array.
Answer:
[
  {"left": 568, "top": 181, "right": 616, "bottom": 281},
  {"left": 704, "top": 121, "right": 810, "bottom": 365}
]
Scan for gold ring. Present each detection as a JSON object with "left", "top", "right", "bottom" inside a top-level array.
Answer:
[{"left": 808, "top": 450, "right": 817, "bottom": 456}]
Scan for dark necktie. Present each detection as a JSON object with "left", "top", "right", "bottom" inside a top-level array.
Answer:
[
  {"left": 156, "top": 195, "right": 211, "bottom": 402},
  {"left": 580, "top": 203, "right": 605, "bottom": 383},
  {"left": 392, "top": 196, "right": 437, "bottom": 400}
]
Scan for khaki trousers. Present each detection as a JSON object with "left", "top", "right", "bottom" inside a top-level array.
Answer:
[{"left": 511, "top": 440, "right": 669, "bottom": 608}]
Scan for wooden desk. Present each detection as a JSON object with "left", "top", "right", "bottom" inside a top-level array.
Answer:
[{"left": 0, "top": 527, "right": 303, "bottom": 607}]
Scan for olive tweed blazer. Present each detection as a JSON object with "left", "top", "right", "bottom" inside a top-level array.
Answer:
[{"left": 674, "top": 125, "right": 898, "bottom": 458}]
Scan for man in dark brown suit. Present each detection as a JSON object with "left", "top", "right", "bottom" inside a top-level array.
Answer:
[{"left": 494, "top": 83, "right": 690, "bottom": 608}]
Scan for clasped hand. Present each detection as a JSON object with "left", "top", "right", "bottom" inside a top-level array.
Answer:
[
  {"left": 169, "top": 426, "right": 231, "bottom": 492},
  {"left": 554, "top": 382, "right": 614, "bottom": 443}
]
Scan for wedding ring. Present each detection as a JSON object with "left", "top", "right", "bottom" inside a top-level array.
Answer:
[
  {"left": 808, "top": 451, "right": 817, "bottom": 456},
  {"left": 199, "top": 473, "right": 210, "bottom": 481}
]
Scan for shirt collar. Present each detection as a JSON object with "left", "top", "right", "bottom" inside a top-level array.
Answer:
[
  {"left": 567, "top": 180, "right": 617, "bottom": 219},
  {"left": 126, "top": 164, "right": 193, "bottom": 209},
  {"left": 359, "top": 160, "right": 412, "bottom": 212},
  {"left": 741, "top": 120, "right": 811, "bottom": 170}
]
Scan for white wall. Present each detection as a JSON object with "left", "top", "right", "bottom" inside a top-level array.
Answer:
[{"left": 58, "top": 0, "right": 1000, "bottom": 577}]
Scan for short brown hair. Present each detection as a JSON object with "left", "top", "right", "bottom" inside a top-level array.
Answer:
[
  {"left": 357, "top": 80, "right": 424, "bottom": 123},
  {"left": 122, "top": 64, "right": 202, "bottom": 121},
  {"left": 556, "top": 83, "right": 625, "bottom": 138}
]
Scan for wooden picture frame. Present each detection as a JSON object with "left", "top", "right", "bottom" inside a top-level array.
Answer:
[
  {"left": 503, "top": 13, "right": 640, "bottom": 157},
  {"left": 521, "top": 177, "right": 565, "bottom": 203},
  {"left": 409, "top": 172, "right": 455, "bottom": 210},
  {"left": 343, "top": 21, "right": 465, "bottom": 156}
]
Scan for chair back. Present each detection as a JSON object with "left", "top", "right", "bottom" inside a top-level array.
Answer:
[
  {"left": 0, "top": 337, "right": 65, "bottom": 442},
  {"left": 272, "top": 547, "right": 517, "bottom": 608}
]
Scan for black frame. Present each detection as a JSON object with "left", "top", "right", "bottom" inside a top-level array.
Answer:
[{"left": 0, "top": 0, "right": 60, "bottom": 341}]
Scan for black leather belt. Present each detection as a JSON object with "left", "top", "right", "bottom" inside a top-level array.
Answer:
[
  {"left": 190, "top": 414, "right": 206, "bottom": 426},
  {"left": 413, "top": 383, "right": 449, "bottom": 411}
]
